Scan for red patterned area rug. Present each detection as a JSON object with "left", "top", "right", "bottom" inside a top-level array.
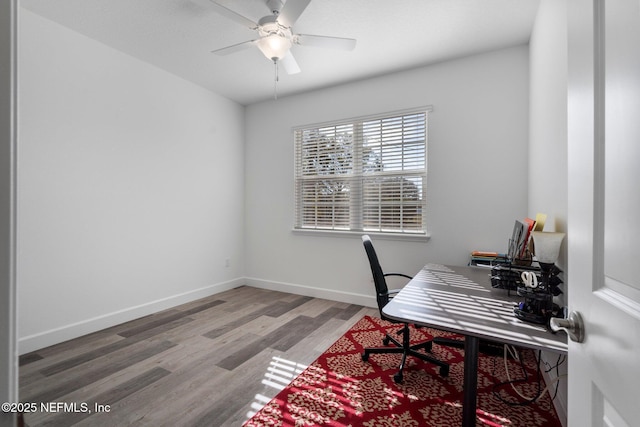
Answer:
[{"left": 244, "top": 315, "right": 562, "bottom": 427}]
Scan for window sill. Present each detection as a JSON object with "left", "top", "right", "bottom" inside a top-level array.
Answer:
[{"left": 291, "top": 228, "right": 430, "bottom": 242}]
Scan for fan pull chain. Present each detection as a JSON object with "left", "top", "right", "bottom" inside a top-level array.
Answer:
[{"left": 273, "top": 59, "right": 279, "bottom": 100}]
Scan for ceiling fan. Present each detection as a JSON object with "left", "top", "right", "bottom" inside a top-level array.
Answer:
[{"left": 207, "top": 0, "right": 356, "bottom": 74}]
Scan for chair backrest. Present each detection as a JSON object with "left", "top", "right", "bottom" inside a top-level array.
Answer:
[{"left": 361, "top": 235, "right": 390, "bottom": 317}]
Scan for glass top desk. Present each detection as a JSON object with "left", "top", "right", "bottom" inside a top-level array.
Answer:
[{"left": 381, "top": 263, "right": 568, "bottom": 427}]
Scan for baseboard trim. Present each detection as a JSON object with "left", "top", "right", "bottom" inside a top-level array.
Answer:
[
  {"left": 245, "top": 277, "right": 377, "bottom": 308},
  {"left": 18, "top": 278, "right": 244, "bottom": 355},
  {"left": 19, "top": 277, "right": 376, "bottom": 355}
]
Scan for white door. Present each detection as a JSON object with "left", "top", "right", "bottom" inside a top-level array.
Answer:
[{"left": 567, "top": 0, "right": 640, "bottom": 425}]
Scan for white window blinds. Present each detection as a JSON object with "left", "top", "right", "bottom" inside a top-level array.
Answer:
[{"left": 294, "top": 108, "right": 429, "bottom": 235}]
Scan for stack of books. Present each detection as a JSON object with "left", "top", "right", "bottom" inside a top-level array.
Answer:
[{"left": 469, "top": 251, "right": 508, "bottom": 268}]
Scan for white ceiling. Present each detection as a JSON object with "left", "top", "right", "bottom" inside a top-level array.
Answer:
[{"left": 20, "top": 0, "right": 541, "bottom": 106}]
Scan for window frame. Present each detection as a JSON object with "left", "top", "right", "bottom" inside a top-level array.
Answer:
[{"left": 292, "top": 107, "right": 432, "bottom": 240}]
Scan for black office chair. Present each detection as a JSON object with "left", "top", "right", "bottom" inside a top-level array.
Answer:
[{"left": 360, "top": 235, "right": 450, "bottom": 383}]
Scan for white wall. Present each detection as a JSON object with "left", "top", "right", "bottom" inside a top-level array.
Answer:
[
  {"left": 529, "top": 0, "right": 569, "bottom": 240},
  {"left": 245, "top": 46, "right": 530, "bottom": 304},
  {"left": 17, "top": 10, "right": 245, "bottom": 353},
  {"left": 529, "top": 0, "right": 568, "bottom": 424}
]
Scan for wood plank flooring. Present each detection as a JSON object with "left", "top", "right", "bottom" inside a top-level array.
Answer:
[{"left": 19, "top": 286, "right": 377, "bottom": 426}]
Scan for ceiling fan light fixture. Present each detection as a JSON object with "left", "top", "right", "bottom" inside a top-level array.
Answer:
[
  {"left": 256, "top": 18, "right": 292, "bottom": 61},
  {"left": 209, "top": 0, "right": 356, "bottom": 76},
  {"left": 257, "top": 33, "right": 292, "bottom": 61}
]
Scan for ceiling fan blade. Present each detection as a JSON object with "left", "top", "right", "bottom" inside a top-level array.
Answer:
[
  {"left": 294, "top": 34, "right": 356, "bottom": 51},
  {"left": 211, "top": 39, "right": 259, "bottom": 55},
  {"left": 280, "top": 51, "right": 301, "bottom": 74},
  {"left": 278, "top": 0, "right": 312, "bottom": 27},
  {"left": 207, "top": 0, "right": 258, "bottom": 29}
]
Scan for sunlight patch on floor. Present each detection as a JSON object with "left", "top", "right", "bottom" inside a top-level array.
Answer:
[{"left": 245, "top": 355, "right": 308, "bottom": 420}]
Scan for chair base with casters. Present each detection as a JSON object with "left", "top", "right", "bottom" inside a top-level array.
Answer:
[{"left": 361, "top": 322, "right": 449, "bottom": 383}]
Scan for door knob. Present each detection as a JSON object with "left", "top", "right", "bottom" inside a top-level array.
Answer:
[{"left": 550, "top": 311, "right": 585, "bottom": 343}]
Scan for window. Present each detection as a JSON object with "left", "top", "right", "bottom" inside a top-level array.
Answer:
[{"left": 294, "top": 108, "right": 430, "bottom": 236}]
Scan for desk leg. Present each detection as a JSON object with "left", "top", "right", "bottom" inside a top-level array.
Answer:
[{"left": 462, "top": 335, "right": 479, "bottom": 427}]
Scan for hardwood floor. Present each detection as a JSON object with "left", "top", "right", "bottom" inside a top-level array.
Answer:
[{"left": 19, "top": 286, "right": 377, "bottom": 426}]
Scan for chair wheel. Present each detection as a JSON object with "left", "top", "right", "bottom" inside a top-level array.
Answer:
[
  {"left": 439, "top": 365, "right": 449, "bottom": 377},
  {"left": 393, "top": 372, "right": 403, "bottom": 383},
  {"left": 425, "top": 342, "right": 433, "bottom": 352},
  {"left": 361, "top": 352, "right": 369, "bottom": 362},
  {"left": 382, "top": 337, "right": 390, "bottom": 345}
]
